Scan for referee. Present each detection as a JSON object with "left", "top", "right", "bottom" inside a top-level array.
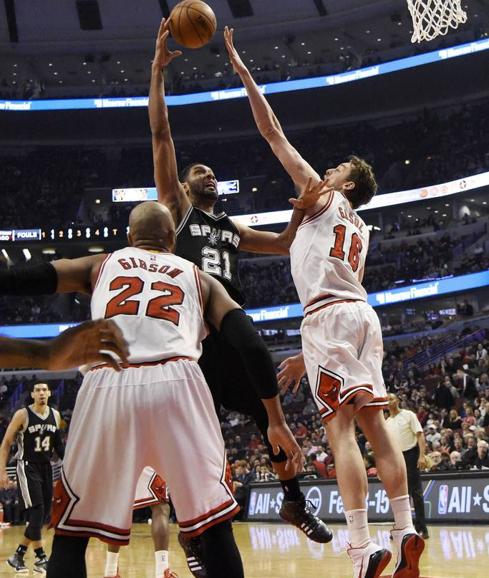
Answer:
[{"left": 385, "top": 393, "right": 429, "bottom": 539}]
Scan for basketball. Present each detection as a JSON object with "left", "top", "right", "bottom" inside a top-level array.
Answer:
[{"left": 169, "top": 1, "right": 217, "bottom": 49}]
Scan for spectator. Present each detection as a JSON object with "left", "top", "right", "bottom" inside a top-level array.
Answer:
[
  {"left": 473, "top": 440, "right": 489, "bottom": 469},
  {"left": 433, "top": 381, "right": 455, "bottom": 410},
  {"left": 443, "top": 409, "right": 463, "bottom": 431}
]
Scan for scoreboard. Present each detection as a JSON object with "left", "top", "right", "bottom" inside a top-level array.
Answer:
[{"left": 0, "top": 226, "right": 126, "bottom": 243}]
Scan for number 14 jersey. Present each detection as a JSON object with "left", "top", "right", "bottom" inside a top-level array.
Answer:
[
  {"left": 91, "top": 247, "right": 207, "bottom": 364},
  {"left": 290, "top": 190, "right": 369, "bottom": 317}
]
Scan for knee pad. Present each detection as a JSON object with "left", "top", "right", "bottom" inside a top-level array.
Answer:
[{"left": 24, "top": 504, "right": 44, "bottom": 541}]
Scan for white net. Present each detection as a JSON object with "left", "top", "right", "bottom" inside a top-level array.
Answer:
[{"left": 407, "top": 0, "right": 468, "bottom": 43}]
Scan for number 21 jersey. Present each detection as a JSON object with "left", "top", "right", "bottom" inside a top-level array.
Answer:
[
  {"left": 175, "top": 206, "right": 244, "bottom": 305},
  {"left": 290, "top": 190, "right": 369, "bottom": 317},
  {"left": 91, "top": 247, "right": 207, "bottom": 364}
]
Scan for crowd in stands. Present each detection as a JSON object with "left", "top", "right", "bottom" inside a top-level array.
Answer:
[
  {"left": 1, "top": 323, "right": 488, "bottom": 522},
  {"left": 222, "top": 329, "right": 489, "bottom": 496},
  {"left": 0, "top": 24, "right": 483, "bottom": 100},
  {"left": 0, "top": 211, "right": 487, "bottom": 324},
  {"left": 0, "top": 100, "right": 488, "bottom": 231},
  {"left": 238, "top": 218, "right": 488, "bottom": 308}
]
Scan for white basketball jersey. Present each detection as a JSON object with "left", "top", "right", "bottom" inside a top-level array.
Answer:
[
  {"left": 290, "top": 190, "right": 369, "bottom": 317},
  {"left": 91, "top": 247, "right": 207, "bottom": 364}
]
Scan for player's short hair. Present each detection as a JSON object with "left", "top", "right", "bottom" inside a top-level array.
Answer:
[
  {"left": 31, "top": 382, "right": 49, "bottom": 392},
  {"left": 346, "top": 155, "right": 378, "bottom": 209},
  {"left": 179, "top": 162, "right": 207, "bottom": 183}
]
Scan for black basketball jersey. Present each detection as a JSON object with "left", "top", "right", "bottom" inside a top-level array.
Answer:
[
  {"left": 15, "top": 406, "right": 59, "bottom": 464},
  {"left": 176, "top": 206, "right": 244, "bottom": 304}
]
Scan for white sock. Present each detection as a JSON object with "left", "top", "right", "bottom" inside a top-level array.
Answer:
[
  {"left": 155, "top": 550, "right": 169, "bottom": 577},
  {"left": 104, "top": 551, "right": 119, "bottom": 577},
  {"left": 390, "top": 494, "right": 415, "bottom": 531},
  {"left": 345, "top": 508, "right": 370, "bottom": 548}
]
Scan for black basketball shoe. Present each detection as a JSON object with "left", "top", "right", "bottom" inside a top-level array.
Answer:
[
  {"left": 178, "top": 532, "right": 207, "bottom": 578},
  {"left": 279, "top": 495, "right": 333, "bottom": 543},
  {"left": 6, "top": 552, "right": 29, "bottom": 574},
  {"left": 33, "top": 555, "right": 49, "bottom": 574}
]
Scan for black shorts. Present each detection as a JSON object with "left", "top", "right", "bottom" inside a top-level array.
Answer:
[{"left": 16, "top": 460, "right": 53, "bottom": 515}]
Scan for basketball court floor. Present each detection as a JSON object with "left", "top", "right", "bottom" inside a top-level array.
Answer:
[{"left": 0, "top": 522, "right": 487, "bottom": 577}]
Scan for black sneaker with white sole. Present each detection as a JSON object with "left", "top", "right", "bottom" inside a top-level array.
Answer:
[
  {"left": 6, "top": 553, "right": 29, "bottom": 574},
  {"left": 279, "top": 495, "right": 333, "bottom": 543},
  {"left": 33, "top": 555, "right": 49, "bottom": 574}
]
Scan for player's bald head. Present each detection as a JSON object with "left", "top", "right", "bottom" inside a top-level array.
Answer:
[{"left": 128, "top": 202, "right": 176, "bottom": 251}]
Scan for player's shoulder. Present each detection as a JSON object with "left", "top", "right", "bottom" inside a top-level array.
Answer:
[{"left": 12, "top": 407, "right": 28, "bottom": 427}]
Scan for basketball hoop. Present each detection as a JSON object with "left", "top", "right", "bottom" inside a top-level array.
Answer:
[{"left": 407, "top": 0, "right": 468, "bottom": 43}]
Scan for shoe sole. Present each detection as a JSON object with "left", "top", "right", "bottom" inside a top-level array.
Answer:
[
  {"left": 279, "top": 512, "right": 333, "bottom": 544},
  {"left": 392, "top": 534, "right": 425, "bottom": 578},
  {"left": 365, "top": 549, "right": 392, "bottom": 578},
  {"left": 6, "top": 561, "right": 29, "bottom": 575}
]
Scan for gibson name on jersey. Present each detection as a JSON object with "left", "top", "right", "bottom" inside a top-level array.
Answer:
[{"left": 117, "top": 256, "right": 183, "bottom": 278}]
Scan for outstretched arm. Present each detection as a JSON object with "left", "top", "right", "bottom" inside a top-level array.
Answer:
[
  {"left": 224, "top": 27, "right": 320, "bottom": 190},
  {"left": 0, "top": 254, "right": 105, "bottom": 296},
  {"left": 234, "top": 179, "right": 333, "bottom": 254},
  {"left": 149, "top": 19, "right": 190, "bottom": 222},
  {"left": 234, "top": 207, "right": 304, "bottom": 255},
  {"left": 0, "top": 319, "right": 129, "bottom": 371}
]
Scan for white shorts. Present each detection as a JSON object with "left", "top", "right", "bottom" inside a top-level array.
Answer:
[
  {"left": 52, "top": 359, "right": 238, "bottom": 545},
  {"left": 133, "top": 467, "right": 168, "bottom": 510},
  {"left": 301, "top": 300, "right": 388, "bottom": 422}
]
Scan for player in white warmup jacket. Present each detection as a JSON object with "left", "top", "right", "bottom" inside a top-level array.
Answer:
[
  {"left": 225, "top": 27, "right": 425, "bottom": 578},
  {"left": 43, "top": 202, "right": 301, "bottom": 578}
]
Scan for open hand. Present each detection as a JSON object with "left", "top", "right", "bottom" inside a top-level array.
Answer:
[
  {"left": 153, "top": 18, "right": 182, "bottom": 69},
  {"left": 277, "top": 353, "right": 306, "bottom": 394},
  {"left": 224, "top": 26, "right": 248, "bottom": 75},
  {"left": 47, "top": 319, "right": 129, "bottom": 371},
  {"left": 417, "top": 454, "right": 428, "bottom": 470},
  {"left": 289, "top": 177, "right": 333, "bottom": 210},
  {"left": 267, "top": 423, "right": 304, "bottom": 476}
]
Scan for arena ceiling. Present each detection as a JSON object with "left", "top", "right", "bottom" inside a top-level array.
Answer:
[{"left": 0, "top": 1, "right": 487, "bottom": 94}]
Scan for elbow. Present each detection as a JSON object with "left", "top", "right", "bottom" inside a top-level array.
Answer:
[
  {"left": 151, "top": 123, "right": 170, "bottom": 140},
  {"left": 276, "top": 232, "right": 293, "bottom": 255},
  {"left": 258, "top": 123, "right": 280, "bottom": 142},
  {"left": 276, "top": 238, "right": 291, "bottom": 255}
]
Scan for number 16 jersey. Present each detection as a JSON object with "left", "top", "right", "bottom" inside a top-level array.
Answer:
[
  {"left": 91, "top": 247, "right": 207, "bottom": 364},
  {"left": 290, "top": 190, "right": 369, "bottom": 317}
]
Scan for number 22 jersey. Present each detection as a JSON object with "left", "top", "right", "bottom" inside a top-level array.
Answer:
[
  {"left": 91, "top": 247, "right": 207, "bottom": 364},
  {"left": 290, "top": 190, "right": 369, "bottom": 317}
]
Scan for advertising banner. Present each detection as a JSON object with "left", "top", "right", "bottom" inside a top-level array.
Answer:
[{"left": 246, "top": 474, "right": 489, "bottom": 523}]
